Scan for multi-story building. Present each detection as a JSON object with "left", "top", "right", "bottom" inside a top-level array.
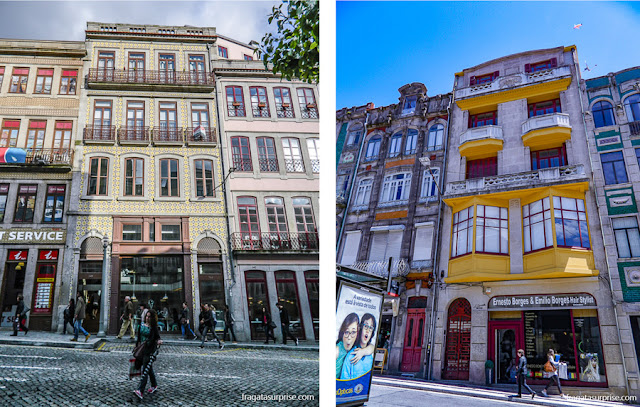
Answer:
[
  {"left": 214, "top": 58, "right": 319, "bottom": 342},
  {"left": 0, "top": 39, "right": 84, "bottom": 331},
  {"left": 582, "top": 66, "right": 640, "bottom": 397},
  {"left": 336, "top": 83, "right": 451, "bottom": 372},
  {"left": 432, "top": 45, "right": 626, "bottom": 395}
]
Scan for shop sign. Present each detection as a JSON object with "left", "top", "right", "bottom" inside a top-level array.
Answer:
[
  {"left": 8, "top": 250, "right": 28, "bottom": 261},
  {"left": 0, "top": 229, "right": 65, "bottom": 244},
  {"left": 489, "top": 293, "right": 596, "bottom": 309},
  {"left": 38, "top": 249, "right": 59, "bottom": 261}
]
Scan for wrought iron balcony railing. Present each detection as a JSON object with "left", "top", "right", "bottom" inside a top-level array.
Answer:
[
  {"left": 15, "top": 148, "right": 74, "bottom": 166},
  {"left": 276, "top": 104, "right": 294, "bottom": 118},
  {"left": 258, "top": 158, "right": 279, "bottom": 172},
  {"left": 87, "top": 68, "right": 214, "bottom": 86},
  {"left": 630, "top": 121, "right": 640, "bottom": 136},
  {"left": 118, "top": 126, "right": 150, "bottom": 143},
  {"left": 284, "top": 158, "right": 305, "bottom": 173},
  {"left": 185, "top": 126, "right": 217, "bottom": 144},
  {"left": 152, "top": 127, "right": 184, "bottom": 144},
  {"left": 310, "top": 159, "right": 320, "bottom": 173},
  {"left": 300, "top": 105, "right": 318, "bottom": 119},
  {"left": 83, "top": 125, "right": 116, "bottom": 142},
  {"left": 232, "top": 157, "right": 253, "bottom": 172},
  {"left": 231, "top": 232, "right": 319, "bottom": 251}
]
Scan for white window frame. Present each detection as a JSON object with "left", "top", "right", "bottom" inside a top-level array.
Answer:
[
  {"left": 353, "top": 178, "right": 373, "bottom": 207},
  {"left": 420, "top": 168, "right": 440, "bottom": 198},
  {"left": 405, "top": 129, "right": 418, "bottom": 155},
  {"left": 380, "top": 172, "right": 411, "bottom": 204},
  {"left": 389, "top": 133, "right": 402, "bottom": 158},
  {"left": 427, "top": 124, "right": 444, "bottom": 151}
]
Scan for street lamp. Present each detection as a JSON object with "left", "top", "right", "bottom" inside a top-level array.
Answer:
[{"left": 97, "top": 234, "right": 110, "bottom": 337}]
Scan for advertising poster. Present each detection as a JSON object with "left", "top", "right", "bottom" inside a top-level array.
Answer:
[{"left": 336, "top": 280, "right": 383, "bottom": 406}]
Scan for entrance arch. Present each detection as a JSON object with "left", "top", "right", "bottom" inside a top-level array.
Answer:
[{"left": 443, "top": 298, "right": 471, "bottom": 380}]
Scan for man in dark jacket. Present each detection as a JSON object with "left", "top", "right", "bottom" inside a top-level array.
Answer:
[
  {"left": 199, "top": 304, "right": 223, "bottom": 349},
  {"left": 180, "top": 302, "right": 196, "bottom": 340},
  {"left": 276, "top": 302, "right": 298, "bottom": 345},
  {"left": 514, "top": 349, "right": 535, "bottom": 399},
  {"left": 223, "top": 304, "right": 237, "bottom": 343},
  {"left": 71, "top": 291, "right": 90, "bottom": 342},
  {"left": 117, "top": 296, "right": 136, "bottom": 340},
  {"left": 261, "top": 307, "right": 276, "bottom": 344},
  {"left": 11, "top": 294, "right": 28, "bottom": 336}
]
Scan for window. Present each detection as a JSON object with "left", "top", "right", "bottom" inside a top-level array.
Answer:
[
  {"left": 405, "top": 129, "right": 418, "bottom": 155},
  {"left": 528, "top": 99, "right": 561, "bottom": 118},
  {"left": 188, "top": 54, "right": 206, "bottom": 83},
  {"left": 14, "top": 185, "right": 37, "bottom": 222},
  {"left": 0, "top": 184, "right": 8, "bottom": 221},
  {"left": 275, "top": 271, "right": 306, "bottom": 339},
  {"left": 421, "top": 168, "right": 440, "bottom": 198},
  {"left": 307, "top": 138, "right": 319, "bottom": 173},
  {"left": 523, "top": 197, "right": 553, "bottom": 252},
  {"left": 531, "top": 145, "right": 567, "bottom": 170},
  {"left": 427, "top": 124, "right": 444, "bottom": 151},
  {"left": 161, "top": 225, "right": 181, "bottom": 241},
  {"left": 601, "top": 151, "right": 628, "bottom": 185},
  {"left": 625, "top": 94, "right": 640, "bottom": 123},
  {"left": 525, "top": 58, "right": 557, "bottom": 73},
  {"left": 159, "top": 159, "right": 179, "bottom": 197},
  {"left": 593, "top": 101, "right": 615, "bottom": 128},
  {"left": 243, "top": 54, "right": 253, "bottom": 61},
  {"left": 0, "top": 120, "right": 19, "bottom": 148},
  {"left": 257, "top": 137, "right": 278, "bottom": 172},
  {"left": 265, "top": 197, "right": 288, "bottom": 234},
  {"left": 341, "top": 231, "right": 362, "bottom": 265},
  {"left": 125, "top": 101, "right": 145, "bottom": 140},
  {"left": 402, "top": 96, "right": 417, "bottom": 115},
  {"left": 124, "top": 158, "right": 144, "bottom": 196},
  {"left": 43, "top": 185, "right": 65, "bottom": 223},
  {"left": 388, "top": 132, "right": 402, "bottom": 158},
  {"left": 97, "top": 51, "right": 115, "bottom": 80},
  {"left": 452, "top": 206, "right": 473, "bottom": 257},
  {"left": 93, "top": 100, "right": 112, "bottom": 137},
  {"left": 297, "top": 88, "right": 318, "bottom": 119},
  {"left": 33, "top": 68, "right": 54, "bottom": 94},
  {"left": 194, "top": 159, "right": 214, "bottom": 197},
  {"left": 354, "top": 178, "right": 373, "bottom": 207},
  {"left": 9, "top": 68, "right": 29, "bottom": 93},
  {"left": 476, "top": 205, "right": 508, "bottom": 254},
  {"left": 122, "top": 224, "right": 142, "bottom": 241},
  {"left": 53, "top": 121, "right": 72, "bottom": 151},
  {"left": 26, "top": 120, "right": 46, "bottom": 151},
  {"left": 59, "top": 70, "right": 78, "bottom": 95},
  {"left": 0, "top": 67, "right": 4, "bottom": 88},
  {"left": 365, "top": 137, "right": 381, "bottom": 161},
  {"left": 380, "top": 173, "right": 411, "bottom": 203},
  {"left": 470, "top": 71, "right": 498, "bottom": 85},
  {"left": 238, "top": 197, "right": 261, "bottom": 248},
  {"left": 231, "top": 136, "right": 252, "bottom": 171},
  {"left": 250, "top": 86, "right": 270, "bottom": 118},
  {"left": 413, "top": 224, "right": 434, "bottom": 262},
  {"left": 127, "top": 53, "right": 145, "bottom": 82},
  {"left": 347, "top": 128, "right": 362, "bottom": 146},
  {"left": 612, "top": 217, "right": 640, "bottom": 258},
  {"left": 158, "top": 102, "right": 178, "bottom": 141},
  {"left": 282, "top": 138, "right": 304, "bottom": 172},
  {"left": 469, "top": 111, "right": 497, "bottom": 128},
  {"left": 218, "top": 46, "right": 228, "bottom": 58},
  {"left": 336, "top": 170, "right": 350, "bottom": 198},
  {"left": 293, "top": 197, "right": 317, "bottom": 244},
  {"left": 88, "top": 157, "right": 109, "bottom": 195},
  {"left": 226, "top": 86, "right": 245, "bottom": 117},
  {"left": 466, "top": 157, "right": 497, "bottom": 179},
  {"left": 274, "top": 87, "right": 294, "bottom": 118},
  {"left": 636, "top": 149, "right": 640, "bottom": 169},
  {"left": 553, "top": 196, "right": 590, "bottom": 249},
  {"left": 158, "top": 54, "right": 176, "bottom": 82}
]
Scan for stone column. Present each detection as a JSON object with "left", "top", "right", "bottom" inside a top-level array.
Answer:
[{"left": 509, "top": 198, "right": 523, "bottom": 274}]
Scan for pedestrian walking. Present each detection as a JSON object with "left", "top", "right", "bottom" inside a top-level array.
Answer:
[
  {"left": 514, "top": 349, "right": 535, "bottom": 399},
  {"left": 133, "top": 309, "right": 163, "bottom": 400},
  {"left": 62, "top": 298, "right": 75, "bottom": 335},
  {"left": 116, "top": 296, "right": 136, "bottom": 340},
  {"left": 541, "top": 349, "right": 566, "bottom": 398},
  {"left": 223, "top": 304, "right": 237, "bottom": 343},
  {"left": 71, "top": 291, "right": 90, "bottom": 342},
  {"left": 180, "top": 302, "right": 196, "bottom": 340},
  {"left": 276, "top": 302, "right": 298, "bottom": 345},
  {"left": 261, "top": 307, "right": 276, "bottom": 344},
  {"left": 10, "top": 294, "right": 29, "bottom": 336},
  {"left": 199, "top": 304, "right": 223, "bottom": 349}
]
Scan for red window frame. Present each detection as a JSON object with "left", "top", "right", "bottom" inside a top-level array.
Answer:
[
  {"left": 470, "top": 71, "right": 498, "bottom": 86},
  {"left": 231, "top": 136, "right": 252, "bottom": 171},
  {"left": 243, "top": 54, "right": 253, "bottom": 61},
  {"left": 124, "top": 157, "right": 144, "bottom": 196},
  {"left": 297, "top": 88, "right": 318, "bottom": 119},
  {"left": 250, "top": 86, "right": 270, "bottom": 118},
  {"left": 0, "top": 119, "right": 20, "bottom": 148},
  {"left": 0, "top": 184, "right": 9, "bottom": 222},
  {"left": 0, "top": 66, "right": 4, "bottom": 88},
  {"left": 26, "top": 120, "right": 46, "bottom": 151},
  {"left": 43, "top": 185, "right": 66, "bottom": 223},
  {"left": 475, "top": 205, "right": 508, "bottom": 255},
  {"left": 9, "top": 67, "right": 29, "bottom": 93},
  {"left": 531, "top": 145, "right": 567, "bottom": 170},
  {"left": 226, "top": 86, "right": 246, "bottom": 117},
  {"left": 244, "top": 270, "right": 270, "bottom": 340},
  {"left": 469, "top": 111, "right": 497, "bottom": 128},
  {"left": 528, "top": 98, "right": 561, "bottom": 117},
  {"left": 159, "top": 158, "right": 180, "bottom": 197},
  {"left": 293, "top": 197, "right": 316, "bottom": 234},
  {"left": 218, "top": 46, "right": 228, "bottom": 58},
  {"left": 304, "top": 271, "right": 319, "bottom": 340},
  {"left": 275, "top": 270, "right": 306, "bottom": 340},
  {"left": 525, "top": 58, "right": 557, "bottom": 73},
  {"left": 274, "top": 87, "right": 294, "bottom": 118},
  {"left": 59, "top": 70, "right": 78, "bottom": 95},
  {"left": 14, "top": 185, "right": 38, "bottom": 223},
  {"left": 237, "top": 196, "right": 261, "bottom": 246},
  {"left": 34, "top": 68, "right": 54, "bottom": 94},
  {"left": 257, "top": 136, "right": 278, "bottom": 172},
  {"left": 466, "top": 157, "right": 497, "bottom": 179},
  {"left": 194, "top": 159, "right": 215, "bottom": 197},
  {"left": 88, "top": 157, "right": 109, "bottom": 196},
  {"left": 265, "top": 197, "right": 288, "bottom": 234}
]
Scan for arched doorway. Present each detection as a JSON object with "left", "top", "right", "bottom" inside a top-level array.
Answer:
[
  {"left": 77, "top": 237, "right": 104, "bottom": 333},
  {"left": 401, "top": 296, "right": 427, "bottom": 372},
  {"left": 443, "top": 298, "right": 472, "bottom": 380}
]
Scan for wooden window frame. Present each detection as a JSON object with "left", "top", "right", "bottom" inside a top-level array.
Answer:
[
  {"left": 257, "top": 137, "right": 278, "bottom": 172},
  {"left": 243, "top": 54, "right": 254, "bottom": 61},
  {"left": 34, "top": 68, "right": 54, "bottom": 94},
  {"left": 250, "top": 86, "right": 270, "bottom": 118},
  {"left": 274, "top": 87, "right": 294, "bottom": 118},
  {"left": 469, "top": 111, "right": 497, "bottom": 128},
  {"left": 593, "top": 101, "right": 616, "bottom": 128},
  {"left": 525, "top": 58, "right": 557, "bottom": 73},
  {"left": 9, "top": 67, "right": 29, "bottom": 93},
  {"left": 237, "top": 196, "right": 261, "bottom": 244},
  {"left": 297, "top": 87, "right": 318, "bottom": 119},
  {"left": 218, "top": 46, "right": 228, "bottom": 58},
  {"left": 265, "top": 197, "right": 289, "bottom": 234},
  {"left": 226, "top": 86, "right": 246, "bottom": 117},
  {"left": 0, "top": 119, "right": 20, "bottom": 148},
  {"left": 25, "top": 120, "right": 46, "bottom": 151},
  {"left": 194, "top": 159, "right": 215, "bottom": 197},
  {"left": 451, "top": 206, "right": 474, "bottom": 258},
  {"left": 528, "top": 98, "right": 561, "bottom": 118},
  {"left": 14, "top": 184, "right": 38, "bottom": 223},
  {"left": 470, "top": 71, "right": 499, "bottom": 86},
  {"left": 0, "top": 184, "right": 8, "bottom": 222},
  {"left": 58, "top": 70, "right": 78, "bottom": 95},
  {"left": 52, "top": 121, "right": 72, "bottom": 151},
  {"left": 531, "top": 145, "right": 567, "bottom": 170},
  {"left": 43, "top": 184, "right": 66, "bottom": 223},
  {"left": 93, "top": 99, "right": 113, "bottom": 127},
  {"left": 126, "top": 100, "right": 145, "bottom": 128},
  {"left": 97, "top": 51, "right": 115, "bottom": 69},
  {"left": 0, "top": 66, "right": 4, "bottom": 89},
  {"left": 88, "top": 157, "right": 109, "bottom": 196},
  {"left": 122, "top": 223, "right": 143, "bottom": 241},
  {"left": 282, "top": 137, "right": 305, "bottom": 173},
  {"left": 466, "top": 157, "right": 497, "bottom": 179},
  {"left": 190, "top": 102, "right": 210, "bottom": 127},
  {"left": 427, "top": 124, "right": 444, "bottom": 151},
  {"left": 159, "top": 158, "right": 180, "bottom": 197},
  {"left": 231, "top": 136, "right": 252, "bottom": 171},
  {"left": 601, "top": 151, "right": 629, "bottom": 185},
  {"left": 293, "top": 197, "right": 316, "bottom": 234},
  {"left": 553, "top": 197, "right": 590, "bottom": 249},
  {"left": 523, "top": 197, "right": 553, "bottom": 253},
  {"left": 124, "top": 157, "right": 144, "bottom": 197}
]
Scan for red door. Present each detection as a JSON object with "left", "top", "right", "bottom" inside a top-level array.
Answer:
[
  {"left": 401, "top": 309, "right": 425, "bottom": 372},
  {"left": 443, "top": 298, "right": 472, "bottom": 380}
]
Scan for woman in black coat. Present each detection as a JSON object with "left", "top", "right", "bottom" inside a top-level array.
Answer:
[
  {"left": 261, "top": 307, "right": 276, "bottom": 344},
  {"left": 63, "top": 298, "right": 75, "bottom": 334},
  {"left": 133, "top": 310, "right": 162, "bottom": 400}
]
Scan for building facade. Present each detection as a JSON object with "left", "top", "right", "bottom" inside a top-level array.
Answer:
[
  {"left": 0, "top": 39, "right": 84, "bottom": 331},
  {"left": 214, "top": 59, "right": 319, "bottom": 342}
]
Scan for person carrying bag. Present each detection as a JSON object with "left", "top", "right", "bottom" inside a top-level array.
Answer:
[
  {"left": 541, "top": 349, "right": 566, "bottom": 398},
  {"left": 11, "top": 294, "right": 29, "bottom": 336}
]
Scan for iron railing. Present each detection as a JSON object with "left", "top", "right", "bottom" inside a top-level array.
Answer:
[
  {"left": 19, "top": 148, "right": 74, "bottom": 166},
  {"left": 284, "top": 158, "right": 305, "bottom": 173},
  {"left": 232, "top": 157, "right": 253, "bottom": 172},
  {"left": 152, "top": 127, "right": 184, "bottom": 143},
  {"left": 258, "top": 158, "right": 279, "bottom": 172},
  {"left": 83, "top": 125, "right": 116, "bottom": 142},
  {"left": 87, "top": 68, "right": 214, "bottom": 86},
  {"left": 276, "top": 105, "right": 294, "bottom": 118},
  {"left": 310, "top": 159, "right": 320, "bottom": 173},
  {"left": 185, "top": 126, "right": 216, "bottom": 144},
  {"left": 300, "top": 105, "right": 318, "bottom": 119},
  {"left": 630, "top": 121, "right": 640, "bottom": 136},
  {"left": 231, "top": 232, "right": 319, "bottom": 251},
  {"left": 118, "top": 126, "right": 150, "bottom": 143}
]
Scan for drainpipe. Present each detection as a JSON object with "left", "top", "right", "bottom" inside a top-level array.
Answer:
[
  {"left": 426, "top": 86, "right": 454, "bottom": 380},
  {"left": 573, "top": 48, "right": 631, "bottom": 397}
]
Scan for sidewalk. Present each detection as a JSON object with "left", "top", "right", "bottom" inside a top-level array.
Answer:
[
  {"left": 0, "top": 329, "right": 319, "bottom": 351},
  {"left": 372, "top": 375, "right": 630, "bottom": 406}
]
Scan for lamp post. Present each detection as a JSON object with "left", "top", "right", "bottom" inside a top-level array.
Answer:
[{"left": 97, "top": 234, "right": 110, "bottom": 337}]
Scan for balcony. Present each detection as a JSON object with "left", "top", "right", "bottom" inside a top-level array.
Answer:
[
  {"left": 185, "top": 126, "right": 217, "bottom": 145},
  {"left": 458, "top": 125, "right": 503, "bottom": 159},
  {"left": 118, "top": 126, "right": 150, "bottom": 145},
  {"left": 310, "top": 159, "right": 320, "bottom": 173},
  {"left": 152, "top": 128, "right": 184, "bottom": 145},
  {"left": 284, "top": 158, "right": 305, "bottom": 173},
  {"left": 521, "top": 113, "right": 571, "bottom": 149},
  {"left": 446, "top": 164, "right": 587, "bottom": 197},
  {"left": 86, "top": 68, "right": 214, "bottom": 92},
  {"left": 630, "top": 121, "right": 640, "bottom": 136},
  {"left": 300, "top": 104, "right": 318, "bottom": 119},
  {"left": 83, "top": 125, "right": 116, "bottom": 143},
  {"left": 0, "top": 148, "right": 73, "bottom": 172},
  {"left": 347, "top": 258, "right": 409, "bottom": 278},
  {"left": 258, "top": 158, "right": 279, "bottom": 172},
  {"left": 231, "top": 232, "right": 319, "bottom": 252}
]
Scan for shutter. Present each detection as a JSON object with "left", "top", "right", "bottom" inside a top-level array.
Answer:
[
  {"left": 493, "top": 71, "right": 499, "bottom": 79},
  {"left": 550, "top": 58, "right": 557, "bottom": 68},
  {"left": 469, "top": 76, "right": 476, "bottom": 86},
  {"left": 386, "top": 230, "right": 403, "bottom": 261},
  {"left": 413, "top": 225, "right": 435, "bottom": 261},
  {"left": 369, "top": 232, "right": 388, "bottom": 262},
  {"left": 524, "top": 64, "right": 531, "bottom": 73},
  {"left": 341, "top": 232, "right": 361, "bottom": 266}
]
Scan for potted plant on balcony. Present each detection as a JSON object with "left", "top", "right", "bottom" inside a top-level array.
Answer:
[
  {"left": 282, "top": 102, "right": 290, "bottom": 107},
  {"left": 258, "top": 102, "right": 267, "bottom": 108}
]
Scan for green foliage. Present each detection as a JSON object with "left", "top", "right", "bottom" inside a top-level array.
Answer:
[{"left": 257, "top": 1, "right": 319, "bottom": 84}]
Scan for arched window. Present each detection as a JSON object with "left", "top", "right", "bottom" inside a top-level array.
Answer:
[
  {"left": 354, "top": 178, "right": 373, "bottom": 206},
  {"left": 624, "top": 94, "right": 640, "bottom": 123},
  {"left": 365, "top": 137, "right": 381, "bottom": 161},
  {"left": 197, "top": 237, "right": 224, "bottom": 313},
  {"left": 426, "top": 124, "right": 444, "bottom": 151},
  {"left": 405, "top": 129, "right": 418, "bottom": 155},
  {"left": 592, "top": 101, "right": 615, "bottom": 128},
  {"left": 389, "top": 132, "right": 402, "bottom": 158}
]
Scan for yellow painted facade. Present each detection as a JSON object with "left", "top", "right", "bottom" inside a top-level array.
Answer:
[
  {"left": 521, "top": 126, "right": 572, "bottom": 150},
  {"left": 458, "top": 138, "right": 503, "bottom": 159}
]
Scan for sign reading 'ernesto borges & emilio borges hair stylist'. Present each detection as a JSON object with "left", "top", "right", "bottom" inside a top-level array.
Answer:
[
  {"left": 489, "top": 293, "right": 596, "bottom": 310},
  {"left": 0, "top": 229, "right": 66, "bottom": 244}
]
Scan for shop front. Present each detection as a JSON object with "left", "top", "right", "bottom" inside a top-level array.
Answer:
[{"left": 488, "top": 293, "right": 607, "bottom": 387}]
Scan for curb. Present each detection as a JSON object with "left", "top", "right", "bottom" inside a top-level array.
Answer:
[
  {"left": 103, "top": 337, "right": 319, "bottom": 352},
  {"left": 0, "top": 337, "right": 100, "bottom": 350}
]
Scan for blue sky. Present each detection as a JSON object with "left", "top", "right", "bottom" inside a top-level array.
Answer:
[{"left": 337, "top": 1, "right": 640, "bottom": 109}]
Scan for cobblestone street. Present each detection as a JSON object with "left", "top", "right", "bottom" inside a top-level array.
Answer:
[{"left": 0, "top": 343, "right": 319, "bottom": 406}]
